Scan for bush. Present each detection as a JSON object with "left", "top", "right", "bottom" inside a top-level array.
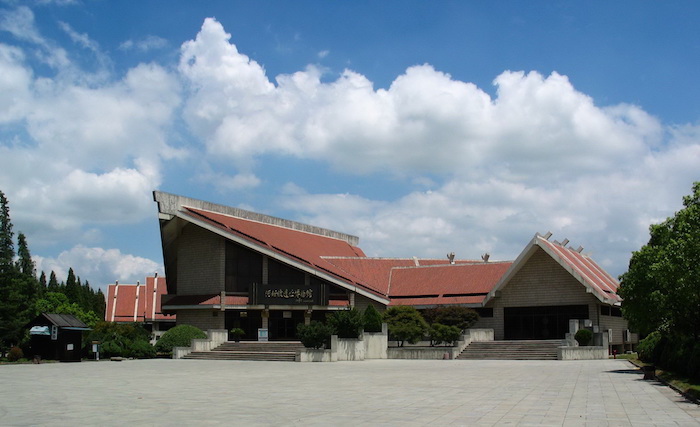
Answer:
[
  {"left": 383, "top": 306, "right": 428, "bottom": 347},
  {"left": 637, "top": 331, "right": 664, "bottom": 363},
  {"left": 7, "top": 346, "right": 23, "bottom": 362},
  {"left": 363, "top": 305, "right": 383, "bottom": 333},
  {"left": 297, "top": 321, "right": 334, "bottom": 349},
  {"left": 574, "top": 329, "right": 593, "bottom": 346},
  {"left": 327, "top": 309, "right": 364, "bottom": 338},
  {"left": 127, "top": 339, "right": 156, "bottom": 359},
  {"left": 154, "top": 325, "right": 206, "bottom": 354},
  {"left": 86, "top": 322, "right": 155, "bottom": 358},
  {"left": 422, "top": 306, "right": 479, "bottom": 331},
  {"left": 429, "top": 323, "right": 461, "bottom": 346}
]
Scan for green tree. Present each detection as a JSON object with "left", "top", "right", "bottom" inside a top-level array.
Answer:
[
  {"left": 362, "top": 304, "right": 383, "bottom": 333},
  {"left": 428, "top": 323, "right": 462, "bottom": 346},
  {"left": 16, "top": 233, "right": 35, "bottom": 278},
  {"left": 35, "top": 291, "right": 101, "bottom": 328},
  {"left": 327, "top": 308, "right": 364, "bottom": 338},
  {"left": 383, "top": 306, "right": 428, "bottom": 347},
  {"left": 0, "top": 190, "right": 14, "bottom": 275},
  {"left": 48, "top": 271, "right": 59, "bottom": 290},
  {"left": 422, "top": 306, "right": 479, "bottom": 331},
  {"left": 65, "top": 268, "right": 79, "bottom": 303},
  {"left": 154, "top": 325, "right": 206, "bottom": 354},
  {"left": 297, "top": 321, "right": 334, "bottom": 349},
  {"left": 619, "top": 182, "right": 700, "bottom": 339}
]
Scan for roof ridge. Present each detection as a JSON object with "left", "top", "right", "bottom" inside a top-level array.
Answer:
[
  {"left": 390, "top": 261, "right": 513, "bottom": 271},
  {"left": 154, "top": 191, "right": 359, "bottom": 245}
]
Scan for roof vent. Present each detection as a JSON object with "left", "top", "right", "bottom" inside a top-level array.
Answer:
[
  {"left": 561, "top": 238, "right": 570, "bottom": 246},
  {"left": 481, "top": 253, "right": 490, "bottom": 262},
  {"left": 576, "top": 246, "right": 584, "bottom": 253},
  {"left": 447, "top": 252, "right": 455, "bottom": 264},
  {"left": 543, "top": 231, "right": 553, "bottom": 240}
]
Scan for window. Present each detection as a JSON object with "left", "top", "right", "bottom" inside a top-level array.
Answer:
[{"left": 225, "top": 242, "right": 262, "bottom": 293}]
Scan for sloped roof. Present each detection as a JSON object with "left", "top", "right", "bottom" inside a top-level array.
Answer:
[
  {"left": 486, "top": 234, "right": 622, "bottom": 305},
  {"left": 30, "top": 313, "right": 88, "bottom": 329},
  {"left": 181, "top": 207, "right": 389, "bottom": 300},
  {"left": 389, "top": 262, "right": 513, "bottom": 298},
  {"left": 106, "top": 276, "right": 176, "bottom": 322}
]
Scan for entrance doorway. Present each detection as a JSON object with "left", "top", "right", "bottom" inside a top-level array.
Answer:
[
  {"left": 225, "top": 310, "right": 262, "bottom": 341},
  {"left": 269, "top": 311, "right": 304, "bottom": 340},
  {"left": 504, "top": 305, "right": 589, "bottom": 340}
]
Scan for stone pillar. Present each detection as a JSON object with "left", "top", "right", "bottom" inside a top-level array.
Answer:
[
  {"left": 261, "top": 309, "right": 269, "bottom": 329},
  {"left": 304, "top": 309, "right": 312, "bottom": 325},
  {"left": 349, "top": 293, "right": 355, "bottom": 308}
]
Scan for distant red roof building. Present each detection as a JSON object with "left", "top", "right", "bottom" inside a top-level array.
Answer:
[{"left": 106, "top": 275, "right": 175, "bottom": 326}]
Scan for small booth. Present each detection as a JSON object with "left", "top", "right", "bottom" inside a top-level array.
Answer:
[{"left": 26, "top": 313, "right": 91, "bottom": 362}]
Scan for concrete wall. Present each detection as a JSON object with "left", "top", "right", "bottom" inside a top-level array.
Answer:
[
  {"left": 474, "top": 248, "right": 601, "bottom": 340},
  {"left": 363, "top": 324, "right": 388, "bottom": 359},
  {"left": 177, "top": 224, "right": 225, "bottom": 295},
  {"left": 598, "top": 313, "right": 633, "bottom": 346},
  {"left": 558, "top": 346, "right": 608, "bottom": 360},
  {"left": 354, "top": 294, "right": 386, "bottom": 312},
  {"left": 176, "top": 310, "right": 225, "bottom": 330}
]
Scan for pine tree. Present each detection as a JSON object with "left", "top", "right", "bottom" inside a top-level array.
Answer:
[
  {"left": 0, "top": 190, "right": 15, "bottom": 275},
  {"left": 16, "top": 233, "right": 35, "bottom": 278},
  {"left": 65, "top": 268, "right": 79, "bottom": 304},
  {"left": 48, "top": 271, "right": 59, "bottom": 290},
  {"left": 38, "top": 271, "right": 47, "bottom": 297}
]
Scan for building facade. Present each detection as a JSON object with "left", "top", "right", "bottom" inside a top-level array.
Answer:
[{"left": 153, "top": 191, "right": 635, "bottom": 350}]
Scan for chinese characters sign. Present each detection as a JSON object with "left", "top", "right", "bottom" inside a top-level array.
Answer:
[{"left": 257, "top": 283, "right": 321, "bottom": 305}]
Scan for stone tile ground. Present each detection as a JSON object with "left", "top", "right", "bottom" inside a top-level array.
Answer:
[{"left": 0, "top": 359, "right": 698, "bottom": 426}]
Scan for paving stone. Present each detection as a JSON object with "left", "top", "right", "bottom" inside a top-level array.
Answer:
[{"left": 0, "top": 359, "right": 698, "bottom": 425}]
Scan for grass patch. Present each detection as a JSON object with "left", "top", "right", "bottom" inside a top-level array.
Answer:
[
  {"left": 626, "top": 356, "right": 700, "bottom": 403},
  {"left": 610, "top": 352, "right": 638, "bottom": 360}
]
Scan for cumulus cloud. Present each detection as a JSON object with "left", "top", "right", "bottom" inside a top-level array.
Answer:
[
  {"left": 34, "top": 245, "right": 163, "bottom": 292},
  {"left": 171, "top": 18, "right": 698, "bottom": 275},
  {"left": 0, "top": 9, "right": 182, "bottom": 249}
]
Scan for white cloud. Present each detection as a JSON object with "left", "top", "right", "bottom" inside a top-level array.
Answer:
[
  {"left": 119, "top": 35, "right": 168, "bottom": 52},
  {"left": 34, "top": 245, "right": 163, "bottom": 293},
  {"left": 0, "top": 11, "right": 182, "bottom": 249}
]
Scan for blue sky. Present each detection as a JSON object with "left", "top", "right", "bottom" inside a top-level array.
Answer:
[{"left": 1, "top": 1, "right": 698, "bottom": 291}]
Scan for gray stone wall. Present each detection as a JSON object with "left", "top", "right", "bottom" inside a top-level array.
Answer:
[
  {"left": 598, "top": 313, "right": 631, "bottom": 345},
  {"left": 176, "top": 310, "right": 225, "bottom": 330},
  {"left": 177, "top": 224, "right": 225, "bottom": 295},
  {"left": 475, "top": 247, "right": 601, "bottom": 340}
]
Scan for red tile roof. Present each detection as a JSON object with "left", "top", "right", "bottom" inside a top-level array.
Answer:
[
  {"left": 389, "top": 262, "right": 513, "bottom": 298},
  {"left": 182, "top": 207, "right": 389, "bottom": 297},
  {"left": 537, "top": 237, "right": 621, "bottom": 303},
  {"left": 106, "top": 276, "right": 175, "bottom": 323}
]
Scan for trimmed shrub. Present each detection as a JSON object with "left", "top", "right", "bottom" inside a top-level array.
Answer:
[
  {"left": 363, "top": 305, "right": 383, "bottom": 333},
  {"left": 637, "top": 331, "right": 664, "bottom": 363},
  {"left": 383, "top": 306, "right": 428, "bottom": 347},
  {"left": 127, "top": 339, "right": 157, "bottom": 359},
  {"left": 154, "top": 325, "right": 206, "bottom": 354},
  {"left": 574, "top": 329, "right": 593, "bottom": 346},
  {"left": 7, "top": 346, "right": 23, "bottom": 362},
  {"left": 297, "top": 321, "right": 334, "bottom": 349},
  {"left": 422, "top": 306, "right": 479, "bottom": 331},
  {"left": 327, "top": 309, "right": 364, "bottom": 338},
  {"left": 429, "top": 323, "right": 461, "bottom": 346}
]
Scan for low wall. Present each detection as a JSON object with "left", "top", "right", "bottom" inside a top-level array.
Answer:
[
  {"left": 297, "top": 349, "right": 335, "bottom": 362},
  {"left": 172, "top": 328, "right": 229, "bottom": 359},
  {"left": 336, "top": 336, "right": 366, "bottom": 361},
  {"left": 364, "top": 323, "right": 388, "bottom": 359},
  {"left": 558, "top": 346, "right": 608, "bottom": 360},
  {"left": 388, "top": 347, "right": 457, "bottom": 360},
  {"left": 387, "top": 328, "right": 494, "bottom": 360}
]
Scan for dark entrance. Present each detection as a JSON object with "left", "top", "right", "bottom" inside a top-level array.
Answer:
[
  {"left": 269, "top": 310, "right": 305, "bottom": 340},
  {"left": 225, "top": 310, "right": 262, "bottom": 341},
  {"left": 504, "top": 305, "right": 589, "bottom": 340}
]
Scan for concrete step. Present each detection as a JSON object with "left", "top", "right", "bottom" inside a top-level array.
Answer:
[
  {"left": 457, "top": 340, "right": 562, "bottom": 360},
  {"left": 182, "top": 341, "right": 304, "bottom": 362}
]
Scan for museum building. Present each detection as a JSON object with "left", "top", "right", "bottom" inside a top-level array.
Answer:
[{"left": 153, "top": 191, "right": 635, "bottom": 349}]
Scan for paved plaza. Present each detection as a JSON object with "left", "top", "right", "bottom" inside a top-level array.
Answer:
[{"left": 1, "top": 358, "right": 698, "bottom": 426}]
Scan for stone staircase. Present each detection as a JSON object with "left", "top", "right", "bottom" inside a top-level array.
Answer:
[
  {"left": 456, "top": 339, "right": 562, "bottom": 360},
  {"left": 183, "top": 341, "right": 305, "bottom": 362}
]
